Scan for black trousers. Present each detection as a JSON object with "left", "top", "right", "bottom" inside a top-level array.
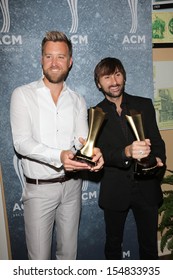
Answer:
[{"left": 104, "top": 183, "right": 159, "bottom": 260}]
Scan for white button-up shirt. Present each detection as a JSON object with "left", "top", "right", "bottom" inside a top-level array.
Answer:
[{"left": 10, "top": 78, "right": 88, "bottom": 179}]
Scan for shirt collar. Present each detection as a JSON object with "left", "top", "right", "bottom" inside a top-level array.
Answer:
[{"left": 36, "top": 78, "right": 67, "bottom": 94}]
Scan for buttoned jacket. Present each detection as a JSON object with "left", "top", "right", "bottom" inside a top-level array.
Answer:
[{"left": 95, "top": 93, "right": 166, "bottom": 210}]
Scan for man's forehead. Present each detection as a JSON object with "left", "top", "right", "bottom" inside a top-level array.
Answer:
[{"left": 100, "top": 67, "right": 121, "bottom": 76}]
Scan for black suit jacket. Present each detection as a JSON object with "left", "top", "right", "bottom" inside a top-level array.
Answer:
[{"left": 95, "top": 93, "right": 166, "bottom": 211}]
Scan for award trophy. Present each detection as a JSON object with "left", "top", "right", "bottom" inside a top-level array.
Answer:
[
  {"left": 75, "top": 107, "right": 106, "bottom": 166},
  {"left": 126, "top": 112, "right": 158, "bottom": 176}
]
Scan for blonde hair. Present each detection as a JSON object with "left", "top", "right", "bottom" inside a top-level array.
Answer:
[{"left": 41, "top": 31, "right": 72, "bottom": 57}]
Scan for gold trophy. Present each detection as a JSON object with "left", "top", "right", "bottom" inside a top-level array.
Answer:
[
  {"left": 126, "top": 112, "right": 158, "bottom": 176},
  {"left": 75, "top": 107, "right": 106, "bottom": 166}
]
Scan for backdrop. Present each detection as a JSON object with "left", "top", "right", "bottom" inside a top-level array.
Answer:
[{"left": 0, "top": 0, "right": 153, "bottom": 260}]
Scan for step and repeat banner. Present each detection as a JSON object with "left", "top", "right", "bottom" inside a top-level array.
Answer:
[{"left": 0, "top": 0, "right": 153, "bottom": 260}]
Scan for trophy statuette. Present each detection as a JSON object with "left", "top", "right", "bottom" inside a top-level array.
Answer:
[
  {"left": 75, "top": 107, "right": 106, "bottom": 166},
  {"left": 126, "top": 112, "right": 158, "bottom": 176}
]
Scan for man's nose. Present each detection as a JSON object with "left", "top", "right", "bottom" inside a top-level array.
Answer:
[
  {"left": 111, "top": 74, "right": 118, "bottom": 83},
  {"left": 51, "top": 57, "right": 58, "bottom": 65}
]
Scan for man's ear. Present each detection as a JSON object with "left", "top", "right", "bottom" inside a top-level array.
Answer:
[
  {"left": 68, "top": 57, "right": 73, "bottom": 69},
  {"left": 98, "top": 83, "right": 101, "bottom": 89}
]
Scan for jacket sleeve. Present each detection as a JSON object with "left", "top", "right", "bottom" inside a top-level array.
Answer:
[{"left": 141, "top": 98, "right": 166, "bottom": 164}]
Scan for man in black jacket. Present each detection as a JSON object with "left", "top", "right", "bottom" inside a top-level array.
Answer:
[{"left": 94, "top": 57, "right": 166, "bottom": 259}]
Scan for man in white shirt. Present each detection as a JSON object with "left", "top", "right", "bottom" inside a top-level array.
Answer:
[{"left": 10, "top": 31, "right": 104, "bottom": 260}]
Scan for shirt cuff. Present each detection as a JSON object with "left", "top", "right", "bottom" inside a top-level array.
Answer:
[
  {"left": 49, "top": 149, "right": 62, "bottom": 168},
  {"left": 122, "top": 149, "right": 132, "bottom": 167}
]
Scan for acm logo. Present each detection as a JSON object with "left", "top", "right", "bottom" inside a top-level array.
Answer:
[
  {"left": 12, "top": 155, "right": 24, "bottom": 216},
  {"left": 82, "top": 180, "right": 97, "bottom": 206},
  {"left": 122, "top": 0, "right": 145, "bottom": 46},
  {"left": 0, "top": 0, "right": 22, "bottom": 45},
  {"left": 0, "top": 0, "right": 87, "bottom": 45},
  {"left": 67, "top": 0, "right": 88, "bottom": 45}
]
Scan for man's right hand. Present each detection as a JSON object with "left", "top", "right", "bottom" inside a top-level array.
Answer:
[{"left": 60, "top": 150, "right": 92, "bottom": 172}]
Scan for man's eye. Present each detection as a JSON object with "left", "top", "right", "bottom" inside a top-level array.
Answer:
[{"left": 115, "top": 72, "right": 121, "bottom": 77}]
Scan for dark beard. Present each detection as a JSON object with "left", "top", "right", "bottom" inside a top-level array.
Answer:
[
  {"left": 43, "top": 69, "right": 68, "bottom": 84},
  {"left": 103, "top": 85, "right": 124, "bottom": 99},
  {"left": 105, "top": 90, "right": 123, "bottom": 99}
]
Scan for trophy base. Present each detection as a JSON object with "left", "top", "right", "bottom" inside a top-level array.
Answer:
[
  {"left": 134, "top": 156, "right": 158, "bottom": 177},
  {"left": 74, "top": 151, "right": 96, "bottom": 167}
]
